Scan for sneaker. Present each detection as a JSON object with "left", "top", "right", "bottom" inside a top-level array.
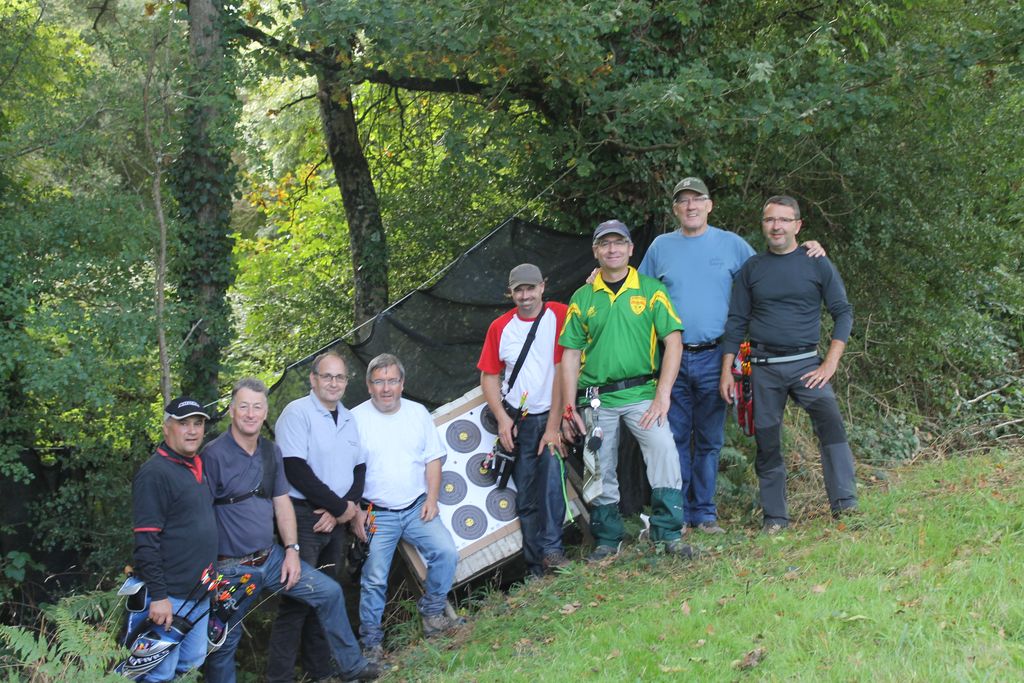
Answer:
[
  {"left": 695, "top": 521, "right": 725, "bottom": 534},
  {"left": 585, "top": 543, "right": 621, "bottom": 563},
  {"left": 543, "top": 551, "right": 571, "bottom": 569},
  {"left": 762, "top": 522, "right": 787, "bottom": 536},
  {"left": 665, "top": 539, "right": 694, "bottom": 559},
  {"left": 422, "top": 612, "right": 465, "bottom": 638}
]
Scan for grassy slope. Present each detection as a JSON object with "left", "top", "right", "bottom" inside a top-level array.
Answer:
[{"left": 389, "top": 449, "right": 1024, "bottom": 681}]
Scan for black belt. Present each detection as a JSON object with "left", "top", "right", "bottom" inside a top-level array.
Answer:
[
  {"left": 577, "top": 374, "right": 654, "bottom": 400},
  {"left": 684, "top": 339, "right": 720, "bottom": 352},
  {"left": 750, "top": 341, "right": 817, "bottom": 355},
  {"left": 218, "top": 546, "right": 272, "bottom": 567},
  {"left": 364, "top": 493, "right": 425, "bottom": 513}
]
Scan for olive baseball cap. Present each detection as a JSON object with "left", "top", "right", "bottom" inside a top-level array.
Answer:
[{"left": 672, "top": 177, "right": 710, "bottom": 198}]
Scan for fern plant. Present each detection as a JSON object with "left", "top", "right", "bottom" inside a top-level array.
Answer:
[{"left": 0, "top": 588, "right": 127, "bottom": 682}]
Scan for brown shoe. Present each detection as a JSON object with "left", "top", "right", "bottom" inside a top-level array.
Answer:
[
  {"left": 422, "top": 612, "right": 465, "bottom": 638},
  {"left": 543, "top": 551, "right": 571, "bottom": 569},
  {"left": 696, "top": 521, "right": 725, "bottom": 534}
]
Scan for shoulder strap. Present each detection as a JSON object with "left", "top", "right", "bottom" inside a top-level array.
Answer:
[
  {"left": 213, "top": 438, "right": 277, "bottom": 505},
  {"left": 504, "top": 303, "right": 546, "bottom": 398}
]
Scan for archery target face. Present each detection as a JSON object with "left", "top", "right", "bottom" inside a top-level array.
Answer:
[{"left": 430, "top": 395, "right": 518, "bottom": 551}]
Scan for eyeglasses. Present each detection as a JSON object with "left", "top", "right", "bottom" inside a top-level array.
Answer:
[
  {"left": 369, "top": 377, "right": 402, "bottom": 388},
  {"left": 673, "top": 195, "right": 709, "bottom": 205},
  {"left": 594, "top": 238, "right": 630, "bottom": 249},
  {"left": 317, "top": 373, "right": 349, "bottom": 384},
  {"left": 761, "top": 217, "right": 797, "bottom": 225}
]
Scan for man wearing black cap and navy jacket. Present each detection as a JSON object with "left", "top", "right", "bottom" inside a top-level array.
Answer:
[{"left": 129, "top": 397, "right": 218, "bottom": 682}]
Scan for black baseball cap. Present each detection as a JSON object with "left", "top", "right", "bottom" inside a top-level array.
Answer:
[{"left": 164, "top": 397, "right": 210, "bottom": 421}]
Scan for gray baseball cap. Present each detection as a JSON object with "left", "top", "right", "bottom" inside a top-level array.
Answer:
[{"left": 508, "top": 263, "right": 544, "bottom": 289}]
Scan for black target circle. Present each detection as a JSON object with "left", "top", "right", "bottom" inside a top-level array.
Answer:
[
  {"left": 485, "top": 488, "right": 517, "bottom": 521},
  {"left": 466, "top": 452, "right": 498, "bottom": 487},
  {"left": 479, "top": 406, "right": 499, "bottom": 435},
  {"left": 439, "top": 471, "right": 468, "bottom": 506},
  {"left": 451, "top": 505, "right": 487, "bottom": 541},
  {"left": 446, "top": 420, "right": 481, "bottom": 453}
]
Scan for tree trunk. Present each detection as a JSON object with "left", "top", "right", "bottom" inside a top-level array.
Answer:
[
  {"left": 315, "top": 71, "right": 389, "bottom": 332},
  {"left": 171, "top": 0, "right": 237, "bottom": 402}
]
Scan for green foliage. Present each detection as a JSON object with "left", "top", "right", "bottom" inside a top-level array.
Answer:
[{"left": 0, "top": 589, "right": 129, "bottom": 682}]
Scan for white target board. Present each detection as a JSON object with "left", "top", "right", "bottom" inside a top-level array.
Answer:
[{"left": 399, "top": 387, "right": 585, "bottom": 586}]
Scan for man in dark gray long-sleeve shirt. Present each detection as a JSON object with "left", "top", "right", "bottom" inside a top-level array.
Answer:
[{"left": 719, "top": 195, "right": 858, "bottom": 532}]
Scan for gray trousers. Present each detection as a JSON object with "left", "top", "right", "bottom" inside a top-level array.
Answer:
[
  {"left": 751, "top": 356, "right": 857, "bottom": 525},
  {"left": 592, "top": 399, "right": 683, "bottom": 506}
]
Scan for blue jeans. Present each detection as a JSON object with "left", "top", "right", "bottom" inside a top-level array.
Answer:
[
  {"left": 512, "top": 412, "right": 566, "bottom": 574},
  {"left": 358, "top": 497, "right": 458, "bottom": 648},
  {"left": 266, "top": 502, "right": 347, "bottom": 682},
  {"left": 204, "top": 545, "right": 366, "bottom": 683},
  {"left": 668, "top": 346, "right": 727, "bottom": 524},
  {"left": 124, "top": 595, "right": 209, "bottom": 682}
]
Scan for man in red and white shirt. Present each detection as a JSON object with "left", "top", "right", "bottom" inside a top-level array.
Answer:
[{"left": 478, "top": 264, "right": 570, "bottom": 577}]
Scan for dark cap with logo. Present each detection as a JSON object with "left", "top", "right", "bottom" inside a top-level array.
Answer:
[
  {"left": 508, "top": 263, "right": 544, "bottom": 290},
  {"left": 164, "top": 397, "right": 210, "bottom": 421},
  {"left": 672, "top": 177, "right": 710, "bottom": 198},
  {"left": 592, "top": 219, "right": 632, "bottom": 243}
]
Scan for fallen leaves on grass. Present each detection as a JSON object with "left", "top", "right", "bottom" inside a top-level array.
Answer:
[
  {"left": 733, "top": 647, "right": 768, "bottom": 670},
  {"left": 811, "top": 584, "right": 828, "bottom": 594},
  {"left": 559, "top": 602, "right": 582, "bottom": 615},
  {"left": 680, "top": 601, "right": 691, "bottom": 615},
  {"left": 606, "top": 649, "right": 622, "bottom": 660}
]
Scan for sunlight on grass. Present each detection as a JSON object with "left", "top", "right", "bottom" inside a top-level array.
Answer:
[{"left": 389, "top": 449, "right": 1024, "bottom": 681}]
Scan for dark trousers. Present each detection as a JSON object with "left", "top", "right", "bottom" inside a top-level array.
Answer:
[
  {"left": 266, "top": 501, "right": 347, "bottom": 682},
  {"left": 512, "top": 412, "right": 566, "bottom": 575},
  {"left": 752, "top": 355, "right": 857, "bottom": 525}
]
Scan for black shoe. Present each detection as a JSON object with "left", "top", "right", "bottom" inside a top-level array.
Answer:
[
  {"left": 340, "top": 661, "right": 381, "bottom": 682},
  {"left": 585, "top": 543, "right": 621, "bottom": 563},
  {"left": 665, "top": 539, "right": 694, "bottom": 558}
]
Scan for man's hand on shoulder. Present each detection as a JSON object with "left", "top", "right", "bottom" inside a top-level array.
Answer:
[{"left": 802, "top": 240, "right": 826, "bottom": 257}]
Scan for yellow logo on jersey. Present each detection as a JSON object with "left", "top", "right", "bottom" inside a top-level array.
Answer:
[
  {"left": 587, "top": 305, "right": 597, "bottom": 318},
  {"left": 630, "top": 296, "right": 647, "bottom": 314}
]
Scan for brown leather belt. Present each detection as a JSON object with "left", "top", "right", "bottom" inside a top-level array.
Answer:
[{"left": 217, "top": 546, "right": 272, "bottom": 567}]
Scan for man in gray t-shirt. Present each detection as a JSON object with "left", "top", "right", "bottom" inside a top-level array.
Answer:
[
  {"left": 720, "top": 195, "right": 858, "bottom": 534},
  {"left": 202, "top": 377, "right": 378, "bottom": 683}
]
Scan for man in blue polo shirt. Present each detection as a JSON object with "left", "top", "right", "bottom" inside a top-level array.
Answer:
[
  {"left": 266, "top": 351, "right": 365, "bottom": 683},
  {"left": 202, "top": 377, "right": 377, "bottom": 683}
]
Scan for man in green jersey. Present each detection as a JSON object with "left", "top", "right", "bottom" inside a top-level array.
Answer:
[{"left": 559, "top": 220, "right": 691, "bottom": 561}]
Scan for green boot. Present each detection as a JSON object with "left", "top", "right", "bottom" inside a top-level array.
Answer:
[
  {"left": 649, "top": 487, "right": 685, "bottom": 542},
  {"left": 589, "top": 503, "right": 625, "bottom": 548}
]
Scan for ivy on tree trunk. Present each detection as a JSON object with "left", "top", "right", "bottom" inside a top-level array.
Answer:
[{"left": 170, "top": 0, "right": 238, "bottom": 402}]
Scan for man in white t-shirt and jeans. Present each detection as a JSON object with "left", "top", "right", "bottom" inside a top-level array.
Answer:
[
  {"left": 477, "top": 264, "right": 569, "bottom": 577},
  {"left": 351, "top": 353, "right": 461, "bottom": 665}
]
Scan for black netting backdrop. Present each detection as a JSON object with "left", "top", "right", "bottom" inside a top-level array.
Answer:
[{"left": 263, "top": 217, "right": 662, "bottom": 514}]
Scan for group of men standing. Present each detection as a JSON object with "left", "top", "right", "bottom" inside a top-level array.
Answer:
[
  {"left": 131, "top": 352, "right": 461, "bottom": 682},
  {"left": 129, "top": 176, "right": 859, "bottom": 681}
]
